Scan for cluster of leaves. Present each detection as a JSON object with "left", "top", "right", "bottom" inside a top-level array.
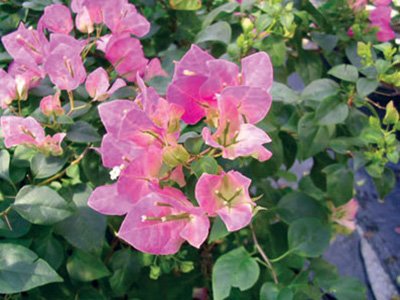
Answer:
[{"left": 0, "top": 0, "right": 399, "bottom": 299}]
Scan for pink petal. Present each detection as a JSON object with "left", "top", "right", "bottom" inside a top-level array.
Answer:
[
  {"left": 1, "top": 116, "right": 45, "bottom": 148},
  {"left": 241, "top": 52, "right": 273, "bottom": 91},
  {"left": 223, "top": 124, "right": 272, "bottom": 161},
  {"left": 173, "top": 44, "right": 213, "bottom": 78},
  {"left": 108, "top": 78, "right": 126, "bottom": 96},
  {"left": 0, "top": 69, "right": 16, "bottom": 108},
  {"left": 39, "top": 4, "right": 73, "bottom": 34},
  {"left": 118, "top": 193, "right": 186, "bottom": 255},
  {"left": 144, "top": 58, "right": 168, "bottom": 81},
  {"left": 217, "top": 203, "right": 253, "bottom": 232},
  {"left": 40, "top": 92, "right": 64, "bottom": 116},
  {"left": 169, "top": 165, "right": 186, "bottom": 187},
  {"left": 199, "top": 59, "right": 239, "bottom": 100},
  {"left": 103, "top": 2, "right": 150, "bottom": 37},
  {"left": 100, "top": 133, "right": 140, "bottom": 168},
  {"left": 98, "top": 100, "right": 136, "bottom": 135},
  {"left": 166, "top": 76, "right": 208, "bottom": 124},
  {"left": 195, "top": 173, "right": 222, "bottom": 215},
  {"left": 75, "top": 6, "right": 94, "bottom": 34},
  {"left": 88, "top": 183, "right": 133, "bottom": 215},
  {"left": 85, "top": 67, "right": 110, "bottom": 100},
  {"left": 220, "top": 86, "right": 272, "bottom": 124},
  {"left": 180, "top": 214, "right": 210, "bottom": 248}
]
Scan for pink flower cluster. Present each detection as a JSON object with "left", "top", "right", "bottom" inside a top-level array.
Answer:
[
  {"left": 88, "top": 46, "right": 274, "bottom": 255},
  {"left": 0, "top": 1, "right": 164, "bottom": 109}
]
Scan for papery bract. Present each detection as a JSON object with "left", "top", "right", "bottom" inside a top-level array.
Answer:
[
  {"left": 195, "top": 171, "right": 254, "bottom": 232},
  {"left": 98, "top": 99, "right": 136, "bottom": 136},
  {"left": 118, "top": 187, "right": 209, "bottom": 255},
  {"left": 332, "top": 198, "right": 359, "bottom": 231},
  {"left": 1, "top": 116, "right": 65, "bottom": 155},
  {"left": 369, "top": 6, "right": 395, "bottom": 42},
  {"left": 202, "top": 93, "right": 272, "bottom": 161},
  {"left": 39, "top": 4, "right": 73, "bottom": 34},
  {"left": 117, "top": 146, "right": 163, "bottom": 204},
  {"left": 0, "top": 69, "right": 17, "bottom": 108},
  {"left": 40, "top": 92, "right": 65, "bottom": 116},
  {"left": 2, "top": 23, "right": 47, "bottom": 65},
  {"left": 103, "top": 1, "right": 150, "bottom": 37},
  {"left": 167, "top": 45, "right": 273, "bottom": 125},
  {"left": 44, "top": 36, "right": 87, "bottom": 91},
  {"left": 105, "top": 34, "right": 148, "bottom": 82},
  {"left": 85, "top": 67, "right": 126, "bottom": 101},
  {"left": 88, "top": 183, "right": 133, "bottom": 216}
]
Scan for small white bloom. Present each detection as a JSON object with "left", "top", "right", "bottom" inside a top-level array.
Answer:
[{"left": 110, "top": 165, "right": 122, "bottom": 180}]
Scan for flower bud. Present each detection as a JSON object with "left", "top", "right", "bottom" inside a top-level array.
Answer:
[
  {"left": 163, "top": 144, "right": 190, "bottom": 168},
  {"left": 150, "top": 265, "right": 161, "bottom": 280},
  {"left": 180, "top": 261, "right": 194, "bottom": 273},
  {"left": 241, "top": 18, "right": 254, "bottom": 34}
]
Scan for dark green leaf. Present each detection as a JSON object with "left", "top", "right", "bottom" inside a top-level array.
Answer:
[
  {"left": 301, "top": 79, "right": 340, "bottom": 102},
  {"left": 66, "top": 250, "right": 110, "bottom": 282},
  {"left": 316, "top": 97, "right": 349, "bottom": 125},
  {"left": 0, "top": 243, "right": 62, "bottom": 293},
  {"left": 67, "top": 121, "right": 100, "bottom": 143},
  {"left": 208, "top": 216, "right": 229, "bottom": 243},
  {"left": 30, "top": 153, "right": 67, "bottom": 179},
  {"left": 13, "top": 186, "right": 74, "bottom": 225},
  {"left": 356, "top": 78, "right": 379, "bottom": 97},
  {"left": 288, "top": 218, "right": 330, "bottom": 257}
]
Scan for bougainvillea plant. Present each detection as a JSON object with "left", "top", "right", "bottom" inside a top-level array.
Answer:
[{"left": 0, "top": 0, "right": 399, "bottom": 299}]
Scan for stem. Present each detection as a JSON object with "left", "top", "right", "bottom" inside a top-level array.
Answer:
[
  {"left": 365, "top": 97, "right": 385, "bottom": 110},
  {"left": 67, "top": 91, "right": 75, "bottom": 115},
  {"left": 17, "top": 98, "right": 22, "bottom": 116},
  {"left": 38, "top": 147, "right": 91, "bottom": 186},
  {"left": 250, "top": 224, "right": 279, "bottom": 284},
  {"left": 269, "top": 249, "right": 295, "bottom": 263}
]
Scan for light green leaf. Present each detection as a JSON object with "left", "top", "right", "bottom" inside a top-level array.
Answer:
[
  {"left": 208, "top": 216, "right": 229, "bottom": 243},
  {"left": 13, "top": 185, "right": 74, "bottom": 225},
  {"left": 197, "top": 21, "right": 231, "bottom": 45},
  {"left": 0, "top": 243, "right": 62, "bottom": 293},
  {"left": 203, "top": 2, "right": 239, "bottom": 28},
  {"left": 271, "top": 82, "right": 300, "bottom": 104},
  {"left": 301, "top": 79, "right": 340, "bottom": 102},
  {"left": 191, "top": 156, "right": 219, "bottom": 178},
  {"left": 260, "top": 282, "right": 279, "bottom": 300},
  {"left": 169, "top": 0, "right": 201, "bottom": 10},
  {"left": 328, "top": 64, "right": 359, "bottom": 82},
  {"left": 0, "top": 150, "right": 11, "bottom": 183},
  {"left": 212, "top": 247, "right": 260, "bottom": 300}
]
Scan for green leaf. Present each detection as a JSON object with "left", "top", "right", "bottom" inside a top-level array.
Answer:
[
  {"left": 13, "top": 186, "right": 74, "bottom": 225},
  {"left": 271, "top": 82, "right": 300, "bottom": 104},
  {"left": 66, "top": 249, "right": 110, "bottom": 282},
  {"left": 316, "top": 97, "right": 349, "bottom": 125},
  {"left": 212, "top": 247, "right": 260, "bottom": 300},
  {"left": 169, "top": 0, "right": 201, "bottom": 10},
  {"left": 55, "top": 184, "right": 106, "bottom": 251},
  {"left": 208, "top": 216, "right": 229, "bottom": 243},
  {"left": 325, "top": 165, "right": 354, "bottom": 206},
  {"left": 295, "top": 51, "right": 323, "bottom": 85},
  {"left": 260, "top": 282, "right": 279, "bottom": 300},
  {"left": 288, "top": 218, "right": 330, "bottom": 257},
  {"left": 191, "top": 156, "right": 219, "bottom": 178},
  {"left": 383, "top": 101, "right": 399, "bottom": 125},
  {"left": 109, "top": 249, "right": 141, "bottom": 296},
  {"left": 0, "top": 243, "right": 62, "bottom": 293},
  {"left": 0, "top": 210, "right": 31, "bottom": 238},
  {"left": 33, "top": 234, "right": 64, "bottom": 270},
  {"left": 301, "top": 79, "right": 340, "bottom": 102},
  {"left": 0, "top": 150, "right": 11, "bottom": 183},
  {"left": 67, "top": 121, "right": 100, "bottom": 143},
  {"left": 278, "top": 192, "right": 326, "bottom": 223},
  {"left": 328, "top": 64, "right": 359, "bottom": 82},
  {"left": 329, "top": 277, "right": 366, "bottom": 300},
  {"left": 196, "top": 21, "right": 231, "bottom": 45},
  {"left": 298, "top": 113, "right": 334, "bottom": 159},
  {"left": 356, "top": 78, "right": 378, "bottom": 97},
  {"left": 30, "top": 153, "right": 67, "bottom": 179},
  {"left": 203, "top": 2, "right": 239, "bottom": 28}
]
